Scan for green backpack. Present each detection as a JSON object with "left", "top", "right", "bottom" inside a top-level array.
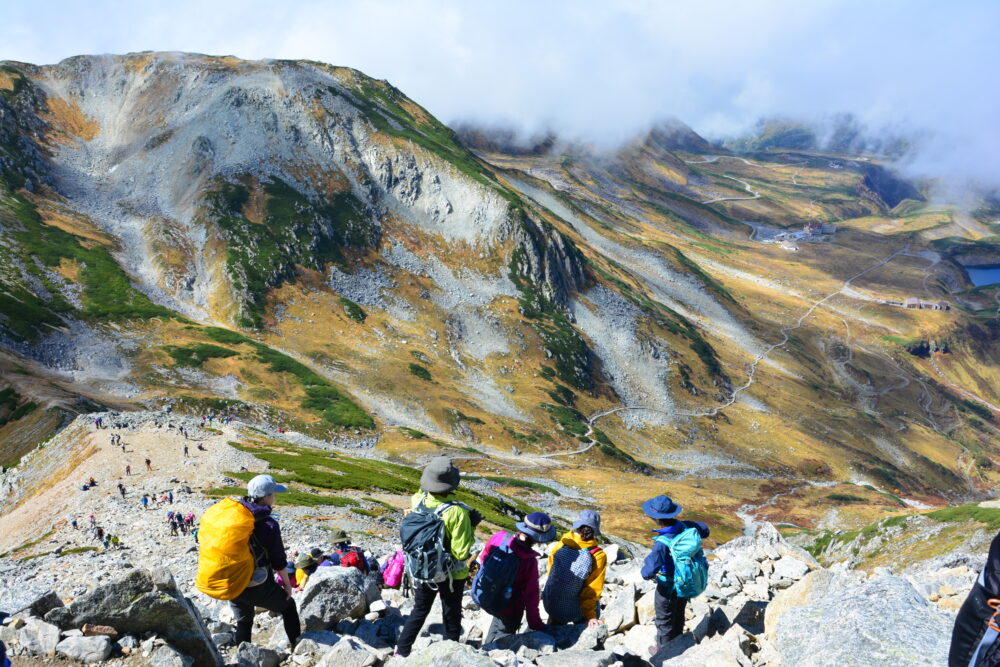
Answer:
[{"left": 655, "top": 526, "right": 709, "bottom": 598}]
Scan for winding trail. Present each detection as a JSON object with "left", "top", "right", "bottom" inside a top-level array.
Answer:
[
  {"left": 735, "top": 480, "right": 839, "bottom": 535},
  {"left": 543, "top": 245, "right": 912, "bottom": 458}
]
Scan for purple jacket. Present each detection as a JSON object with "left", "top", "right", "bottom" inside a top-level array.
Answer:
[{"left": 239, "top": 498, "right": 288, "bottom": 571}]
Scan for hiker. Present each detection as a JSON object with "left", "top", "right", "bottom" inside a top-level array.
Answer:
[
  {"left": 195, "top": 474, "right": 300, "bottom": 647},
  {"left": 70, "top": 518, "right": 78, "bottom": 530},
  {"left": 89, "top": 514, "right": 96, "bottom": 527},
  {"left": 145, "top": 457, "right": 152, "bottom": 471},
  {"left": 310, "top": 547, "right": 329, "bottom": 567},
  {"left": 141, "top": 495, "right": 149, "bottom": 510},
  {"left": 197, "top": 443, "right": 206, "bottom": 452},
  {"left": 125, "top": 464, "right": 131, "bottom": 476},
  {"left": 168, "top": 490, "right": 174, "bottom": 504},
  {"left": 949, "top": 528, "right": 1000, "bottom": 665},
  {"left": 640, "top": 495, "right": 710, "bottom": 653},
  {"left": 88, "top": 477, "right": 97, "bottom": 487},
  {"left": 294, "top": 553, "right": 319, "bottom": 591},
  {"left": 110, "top": 534, "right": 120, "bottom": 549},
  {"left": 183, "top": 444, "right": 190, "bottom": 457},
  {"left": 543, "top": 509, "right": 607, "bottom": 627},
  {"left": 327, "top": 530, "right": 376, "bottom": 573},
  {"left": 476, "top": 512, "right": 556, "bottom": 644},
  {"left": 394, "top": 457, "right": 475, "bottom": 658},
  {"left": 117, "top": 482, "right": 126, "bottom": 499}
]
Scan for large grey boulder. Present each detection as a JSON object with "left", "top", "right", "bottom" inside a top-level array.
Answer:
[
  {"left": 773, "top": 574, "right": 951, "bottom": 666},
  {"left": 56, "top": 635, "right": 114, "bottom": 663},
  {"left": 18, "top": 618, "right": 61, "bottom": 657},
  {"left": 299, "top": 566, "right": 370, "bottom": 631},
  {"left": 45, "top": 567, "right": 221, "bottom": 667},
  {"left": 403, "top": 639, "right": 498, "bottom": 665},
  {"left": 602, "top": 583, "right": 637, "bottom": 634},
  {"left": 650, "top": 632, "right": 696, "bottom": 666},
  {"left": 482, "top": 630, "right": 557, "bottom": 654},
  {"left": 548, "top": 622, "right": 608, "bottom": 650}
]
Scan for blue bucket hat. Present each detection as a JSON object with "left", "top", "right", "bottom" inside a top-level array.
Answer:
[
  {"left": 516, "top": 512, "right": 556, "bottom": 542},
  {"left": 642, "top": 495, "right": 683, "bottom": 520},
  {"left": 572, "top": 509, "right": 602, "bottom": 536}
]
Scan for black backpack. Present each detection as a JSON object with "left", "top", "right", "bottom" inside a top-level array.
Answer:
[{"left": 399, "top": 494, "right": 462, "bottom": 586}]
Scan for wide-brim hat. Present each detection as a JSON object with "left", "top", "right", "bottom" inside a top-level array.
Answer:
[
  {"left": 329, "top": 529, "right": 350, "bottom": 544},
  {"left": 294, "top": 554, "right": 316, "bottom": 570},
  {"left": 516, "top": 512, "right": 556, "bottom": 543},
  {"left": 642, "top": 495, "right": 683, "bottom": 520},
  {"left": 420, "top": 456, "right": 460, "bottom": 494},
  {"left": 572, "top": 509, "right": 602, "bottom": 536}
]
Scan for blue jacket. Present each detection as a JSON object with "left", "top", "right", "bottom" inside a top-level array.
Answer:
[{"left": 640, "top": 521, "right": 709, "bottom": 583}]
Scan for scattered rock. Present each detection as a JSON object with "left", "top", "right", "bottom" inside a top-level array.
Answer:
[
  {"left": 49, "top": 567, "right": 222, "bottom": 666},
  {"left": 148, "top": 643, "right": 195, "bottom": 667},
  {"left": 82, "top": 622, "right": 118, "bottom": 637},
  {"left": 18, "top": 618, "right": 61, "bottom": 657},
  {"left": 318, "top": 636, "right": 378, "bottom": 666},
  {"left": 236, "top": 641, "right": 281, "bottom": 667},
  {"left": 55, "top": 635, "right": 114, "bottom": 663},
  {"left": 403, "top": 639, "right": 498, "bottom": 665},
  {"left": 602, "top": 583, "right": 637, "bottom": 633},
  {"left": 534, "top": 649, "right": 617, "bottom": 666}
]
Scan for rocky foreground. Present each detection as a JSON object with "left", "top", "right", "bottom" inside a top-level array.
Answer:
[{"left": 0, "top": 519, "right": 962, "bottom": 667}]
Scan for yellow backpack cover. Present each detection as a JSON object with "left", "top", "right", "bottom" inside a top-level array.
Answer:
[{"left": 195, "top": 498, "right": 257, "bottom": 600}]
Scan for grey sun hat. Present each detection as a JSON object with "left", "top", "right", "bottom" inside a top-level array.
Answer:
[
  {"left": 329, "top": 529, "right": 350, "bottom": 545},
  {"left": 247, "top": 474, "right": 287, "bottom": 499},
  {"left": 572, "top": 509, "right": 602, "bottom": 536},
  {"left": 420, "top": 456, "right": 461, "bottom": 494}
]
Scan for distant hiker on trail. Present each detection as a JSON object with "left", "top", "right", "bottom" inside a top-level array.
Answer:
[
  {"left": 394, "top": 457, "right": 475, "bottom": 659},
  {"left": 125, "top": 464, "right": 131, "bottom": 476},
  {"left": 327, "top": 530, "right": 376, "bottom": 573},
  {"left": 117, "top": 483, "right": 126, "bottom": 499},
  {"left": 197, "top": 443, "right": 206, "bottom": 451},
  {"left": 475, "top": 512, "right": 556, "bottom": 644},
  {"left": 144, "top": 458, "right": 152, "bottom": 471},
  {"left": 195, "top": 474, "right": 300, "bottom": 648},
  {"left": 88, "top": 514, "right": 96, "bottom": 527},
  {"left": 140, "top": 495, "right": 149, "bottom": 510},
  {"left": 168, "top": 490, "right": 173, "bottom": 504},
  {"left": 70, "top": 518, "right": 78, "bottom": 530},
  {"left": 640, "top": 495, "right": 710, "bottom": 654},
  {"left": 169, "top": 518, "right": 179, "bottom": 536},
  {"left": 294, "top": 553, "right": 319, "bottom": 591},
  {"left": 949, "top": 528, "right": 1000, "bottom": 665},
  {"left": 109, "top": 535, "right": 120, "bottom": 550},
  {"left": 543, "top": 509, "right": 607, "bottom": 627},
  {"left": 88, "top": 477, "right": 97, "bottom": 487},
  {"left": 183, "top": 444, "right": 190, "bottom": 457}
]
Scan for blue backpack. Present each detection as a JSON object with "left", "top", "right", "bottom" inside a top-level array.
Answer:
[
  {"left": 655, "top": 525, "right": 709, "bottom": 598},
  {"left": 471, "top": 532, "right": 521, "bottom": 615}
]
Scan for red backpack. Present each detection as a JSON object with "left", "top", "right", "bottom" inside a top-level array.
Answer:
[{"left": 338, "top": 547, "right": 369, "bottom": 574}]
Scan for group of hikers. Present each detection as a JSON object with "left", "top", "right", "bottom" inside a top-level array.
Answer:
[
  {"left": 194, "top": 456, "right": 711, "bottom": 657},
  {"left": 68, "top": 514, "right": 122, "bottom": 550}
]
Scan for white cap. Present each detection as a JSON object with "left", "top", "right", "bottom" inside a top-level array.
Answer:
[{"left": 247, "top": 474, "right": 287, "bottom": 498}]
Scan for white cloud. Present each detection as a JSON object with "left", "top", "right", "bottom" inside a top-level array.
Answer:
[{"left": 1, "top": 0, "right": 998, "bottom": 190}]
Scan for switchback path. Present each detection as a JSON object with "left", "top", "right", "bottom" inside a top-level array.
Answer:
[{"left": 543, "top": 246, "right": 913, "bottom": 459}]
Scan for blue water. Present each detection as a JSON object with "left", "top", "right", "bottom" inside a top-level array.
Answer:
[{"left": 967, "top": 266, "right": 1000, "bottom": 287}]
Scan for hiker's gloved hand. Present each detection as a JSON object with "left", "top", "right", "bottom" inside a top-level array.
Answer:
[{"left": 468, "top": 509, "right": 483, "bottom": 527}]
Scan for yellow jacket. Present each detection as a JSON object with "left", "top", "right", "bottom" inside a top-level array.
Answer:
[
  {"left": 548, "top": 530, "right": 607, "bottom": 620},
  {"left": 295, "top": 568, "right": 310, "bottom": 590}
]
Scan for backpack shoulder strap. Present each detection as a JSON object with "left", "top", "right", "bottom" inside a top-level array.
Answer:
[{"left": 588, "top": 546, "right": 602, "bottom": 556}]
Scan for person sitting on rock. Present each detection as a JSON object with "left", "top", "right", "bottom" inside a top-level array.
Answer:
[
  {"left": 480, "top": 512, "right": 557, "bottom": 644},
  {"left": 640, "top": 495, "right": 710, "bottom": 653},
  {"left": 229, "top": 475, "right": 301, "bottom": 647},
  {"left": 394, "top": 457, "right": 475, "bottom": 659},
  {"left": 326, "top": 530, "right": 376, "bottom": 573},
  {"left": 294, "top": 553, "right": 318, "bottom": 591},
  {"left": 544, "top": 509, "right": 607, "bottom": 628}
]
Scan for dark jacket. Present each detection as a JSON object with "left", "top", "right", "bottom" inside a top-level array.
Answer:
[
  {"left": 641, "top": 520, "right": 710, "bottom": 585},
  {"left": 950, "top": 530, "right": 1000, "bottom": 667},
  {"left": 238, "top": 498, "right": 288, "bottom": 572}
]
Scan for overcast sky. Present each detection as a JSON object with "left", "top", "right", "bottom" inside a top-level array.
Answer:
[{"left": 2, "top": 0, "right": 998, "bottom": 190}]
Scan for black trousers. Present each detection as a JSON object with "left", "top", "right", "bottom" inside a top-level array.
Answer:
[
  {"left": 484, "top": 611, "right": 523, "bottom": 645},
  {"left": 654, "top": 584, "right": 687, "bottom": 648},
  {"left": 230, "top": 580, "right": 301, "bottom": 647},
  {"left": 395, "top": 579, "right": 466, "bottom": 657}
]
